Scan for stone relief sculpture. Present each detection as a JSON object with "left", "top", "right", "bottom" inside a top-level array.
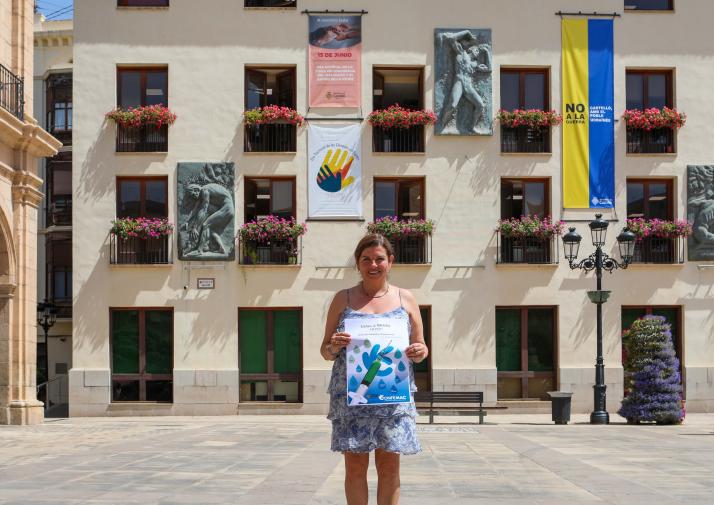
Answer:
[
  {"left": 434, "top": 28, "right": 493, "bottom": 136},
  {"left": 177, "top": 162, "right": 235, "bottom": 261},
  {"left": 687, "top": 165, "right": 714, "bottom": 261}
]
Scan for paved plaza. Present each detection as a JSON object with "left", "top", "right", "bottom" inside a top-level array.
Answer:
[{"left": 1, "top": 414, "right": 713, "bottom": 505}]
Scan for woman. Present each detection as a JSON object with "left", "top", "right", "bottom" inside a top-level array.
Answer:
[{"left": 321, "top": 234, "right": 429, "bottom": 505}]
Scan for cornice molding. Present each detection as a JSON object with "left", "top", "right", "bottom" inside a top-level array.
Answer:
[
  {"left": 0, "top": 107, "right": 62, "bottom": 158},
  {"left": 0, "top": 283, "right": 16, "bottom": 299},
  {"left": 12, "top": 171, "right": 44, "bottom": 208}
]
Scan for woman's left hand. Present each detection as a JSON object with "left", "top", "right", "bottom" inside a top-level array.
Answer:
[{"left": 405, "top": 342, "right": 428, "bottom": 363}]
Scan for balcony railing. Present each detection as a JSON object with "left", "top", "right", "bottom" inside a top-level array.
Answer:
[
  {"left": 116, "top": 124, "right": 168, "bottom": 152},
  {"left": 239, "top": 238, "right": 302, "bottom": 265},
  {"left": 53, "top": 297, "right": 72, "bottom": 319},
  {"left": 110, "top": 235, "right": 172, "bottom": 265},
  {"left": 626, "top": 128, "right": 675, "bottom": 154},
  {"left": 50, "top": 127, "right": 72, "bottom": 146},
  {"left": 391, "top": 235, "right": 431, "bottom": 264},
  {"left": 497, "top": 235, "right": 559, "bottom": 265},
  {"left": 501, "top": 126, "right": 550, "bottom": 153},
  {"left": 47, "top": 198, "right": 72, "bottom": 227},
  {"left": 373, "top": 125, "right": 425, "bottom": 153},
  {"left": 631, "top": 236, "right": 684, "bottom": 264},
  {"left": 0, "top": 63, "right": 24, "bottom": 120},
  {"left": 244, "top": 124, "right": 297, "bottom": 153}
]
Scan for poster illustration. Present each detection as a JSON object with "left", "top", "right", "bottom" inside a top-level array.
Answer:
[
  {"left": 308, "top": 123, "right": 362, "bottom": 219},
  {"left": 308, "top": 15, "right": 361, "bottom": 107},
  {"left": 344, "top": 317, "right": 411, "bottom": 406},
  {"left": 177, "top": 162, "right": 235, "bottom": 261}
]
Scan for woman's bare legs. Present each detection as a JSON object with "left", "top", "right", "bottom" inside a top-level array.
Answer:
[
  {"left": 375, "top": 449, "right": 400, "bottom": 505},
  {"left": 344, "top": 452, "right": 369, "bottom": 505}
]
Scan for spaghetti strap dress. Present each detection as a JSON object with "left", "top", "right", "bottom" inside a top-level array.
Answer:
[{"left": 327, "top": 291, "right": 421, "bottom": 455}]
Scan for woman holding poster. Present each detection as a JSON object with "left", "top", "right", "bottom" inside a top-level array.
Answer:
[{"left": 320, "top": 234, "right": 429, "bottom": 505}]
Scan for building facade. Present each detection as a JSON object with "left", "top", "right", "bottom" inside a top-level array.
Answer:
[
  {"left": 34, "top": 13, "right": 73, "bottom": 416},
  {"left": 72, "top": 0, "right": 714, "bottom": 417},
  {"left": 0, "top": 0, "right": 62, "bottom": 425}
]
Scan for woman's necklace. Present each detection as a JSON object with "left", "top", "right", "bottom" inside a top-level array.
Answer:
[{"left": 361, "top": 282, "right": 389, "bottom": 299}]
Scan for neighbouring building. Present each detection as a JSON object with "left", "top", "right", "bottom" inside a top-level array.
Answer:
[
  {"left": 71, "top": 0, "right": 714, "bottom": 417},
  {"left": 0, "top": 0, "right": 62, "bottom": 425},
  {"left": 34, "top": 12, "right": 73, "bottom": 417}
]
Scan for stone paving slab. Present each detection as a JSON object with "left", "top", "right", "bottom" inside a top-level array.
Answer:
[{"left": 0, "top": 414, "right": 713, "bottom": 504}]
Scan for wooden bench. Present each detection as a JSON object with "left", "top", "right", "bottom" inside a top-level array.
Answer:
[{"left": 414, "top": 391, "right": 487, "bottom": 424}]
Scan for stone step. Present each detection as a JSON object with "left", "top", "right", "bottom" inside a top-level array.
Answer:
[{"left": 491, "top": 400, "right": 552, "bottom": 414}]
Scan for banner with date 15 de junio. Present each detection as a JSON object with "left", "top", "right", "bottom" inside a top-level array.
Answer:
[
  {"left": 562, "top": 18, "right": 615, "bottom": 209},
  {"left": 308, "top": 14, "right": 362, "bottom": 107}
]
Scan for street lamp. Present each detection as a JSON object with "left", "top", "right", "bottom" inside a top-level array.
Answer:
[
  {"left": 37, "top": 298, "right": 58, "bottom": 410},
  {"left": 562, "top": 214, "right": 636, "bottom": 425}
]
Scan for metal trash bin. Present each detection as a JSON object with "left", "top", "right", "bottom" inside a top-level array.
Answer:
[{"left": 547, "top": 391, "right": 573, "bottom": 425}]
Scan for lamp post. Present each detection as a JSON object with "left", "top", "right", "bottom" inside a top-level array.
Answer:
[
  {"left": 37, "top": 298, "right": 58, "bottom": 410},
  {"left": 562, "top": 214, "right": 636, "bottom": 425}
]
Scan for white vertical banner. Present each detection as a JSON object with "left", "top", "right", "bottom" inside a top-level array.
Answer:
[{"left": 308, "top": 123, "right": 362, "bottom": 219}]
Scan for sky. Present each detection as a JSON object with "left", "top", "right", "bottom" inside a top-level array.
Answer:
[{"left": 35, "top": 0, "right": 74, "bottom": 21}]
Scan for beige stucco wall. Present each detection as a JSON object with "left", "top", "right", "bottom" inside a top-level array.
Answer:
[{"left": 71, "top": 0, "right": 714, "bottom": 416}]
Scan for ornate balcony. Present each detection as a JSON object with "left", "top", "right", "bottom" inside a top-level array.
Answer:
[
  {"left": 391, "top": 235, "right": 431, "bottom": 264},
  {"left": 631, "top": 236, "right": 684, "bottom": 264},
  {"left": 239, "top": 238, "right": 301, "bottom": 265},
  {"left": 110, "top": 235, "right": 172, "bottom": 265},
  {"left": 116, "top": 124, "right": 168, "bottom": 153},
  {"left": 626, "top": 128, "right": 675, "bottom": 154},
  {"left": 0, "top": 63, "right": 24, "bottom": 121},
  {"left": 497, "top": 235, "right": 559, "bottom": 265},
  {"left": 372, "top": 125, "right": 425, "bottom": 153},
  {"left": 47, "top": 198, "right": 72, "bottom": 227},
  {"left": 244, "top": 124, "right": 297, "bottom": 153},
  {"left": 501, "top": 126, "right": 550, "bottom": 153}
]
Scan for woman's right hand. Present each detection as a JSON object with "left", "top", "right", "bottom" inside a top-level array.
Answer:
[{"left": 329, "top": 332, "right": 351, "bottom": 354}]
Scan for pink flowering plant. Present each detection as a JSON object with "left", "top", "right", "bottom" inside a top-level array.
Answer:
[
  {"left": 105, "top": 104, "right": 177, "bottom": 129},
  {"left": 625, "top": 218, "right": 692, "bottom": 240},
  {"left": 243, "top": 105, "right": 305, "bottom": 127},
  {"left": 496, "top": 109, "right": 563, "bottom": 129},
  {"left": 622, "top": 107, "right": 686, "bottom": 130},
  {"left": 238, "top": 216, "right": 307, "bottom": 244},
  {"left": 368, "top": 104, "right": 437, "bottom": 129},
  {"left": 497, "top": 215, "right": 565, "bottom": 240},
  {"left": 110, "top": 217, "right": 174, "bottom": 240},
  {"left": 367, "top": 216, "right": 435, "bottom": 237}
]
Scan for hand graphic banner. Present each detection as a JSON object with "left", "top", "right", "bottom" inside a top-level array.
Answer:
[{"left": 308, "top": 124, "right": 362, "bottom": 219}]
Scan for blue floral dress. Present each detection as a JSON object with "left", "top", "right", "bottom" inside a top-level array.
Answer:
[{"left": 327, "top": 306, "right": 421, "bottom": 455}]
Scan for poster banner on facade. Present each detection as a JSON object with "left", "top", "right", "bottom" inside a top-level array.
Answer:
[
  {"left": 562, "top": 19, "right": 615, "bottom": 209},
  {"left": 308, "top": 123, "right": 362, "bottom": 218},
  {"left": 308, "top": 14, "right": 361, "bottom": 107},
  {"left": 344, "top": 317, "right": 411, "bottom": 406}
]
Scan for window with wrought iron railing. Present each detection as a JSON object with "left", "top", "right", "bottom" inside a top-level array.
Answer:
[
  {"left": 500, "top": 68, "right": 551, "bottom": 153},
  {"left": 116, "top": 67, "right": 169, "bottom": 152}
]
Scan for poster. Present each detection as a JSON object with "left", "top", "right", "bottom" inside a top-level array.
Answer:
[
  {"left": 308, "top": 15, "right": 361, "bottom": 107},
  {"left": 562, "top": 18, "right": 615, "bottom": 209},
  {"left": 344, "top": 317, "right": 411, "bottom": 406},
  {"left": 308, "top": 123, "right": 362, "bottom": 219}
]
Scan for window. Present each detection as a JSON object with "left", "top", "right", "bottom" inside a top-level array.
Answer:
[
  {"left": 499, "top": 179, "right": 554, "bottom": 264},
  {"left": 111, "top": 308, "right": 173, "bottom": 402},
  {"left": 624, "top": 1, "right": 673, "bottom": 11},
  {"left": 626, "top": 69, "right": 675, "bottom": 153},
  {"left": 46, "top": 233, "right": 72, "bottom": 318},
  {"left": 626, "top": 179, "right": 681, "bottom": 263},
  {"left": 117, "top": 177, "right": 168, "bottom": 218},
  {"left": 244, "top": 177, "right": 295, "bottom": 223},
  {"left": 45, "top": 73, "right": 72, "bottom": 144},
  {"left": 500, "top": 68, "right": 550, "bottom": 153},
  {"left": 113, "top": 177, "right": 171, "bottom": 265},
  {"left": 239, "top": 309, "right": 302, "bottom": 402},
  {"left": 373, "top": 178, "right": 430, "bottom": 264},
  {"left": 496, "top": 307, "right": 557, "bottom": 400},
  {"left": 46, "top": 152, "right": 72, "bottom": 227},
  {"left": 116, "top": 67, "right": 169, "bottom": 152},
  {"left": 621, "top": 307, "right": 682, "bottom": 393},
  {"left": 245, "top": 1, "right": 297, "bottom": 7},
  {"left": 244, "top": 66, "right": 297, "bottom": 152},
  {"left": 372, "top": 67, "right": 425, "bottom": 153},
  {"left": 413, "top": 307, "right": 432, "bottom": 392},
  {"left": 118, "top": 1, "right": 170, "bottom": 6}
]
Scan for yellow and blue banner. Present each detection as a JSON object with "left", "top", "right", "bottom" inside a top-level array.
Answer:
[{"left": 562, "top": 19, "right": 614, "bottom": 209}]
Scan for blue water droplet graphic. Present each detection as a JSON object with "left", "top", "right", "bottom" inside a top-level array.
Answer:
[
  {"left": 364, "top": 339, "right": 372, "bottom": 348},
  {"left": 397, "top": 361, "right": 406, "bottom": 372},
  {"left": 349, "top": 377, "right": 359, "bottom": 390},
  {"left": 395, "top": 376, "right": 401, "bottom": 383},
  {"left": 390, "top": 385, "right": 398, "bottom": 393},
  {"left": 394, "top": 350, "right": 402, "bottom": 359},
  {"left": 378, "top": 379, "right": 386, "bottom": 389},
  {"left": 356, "top": 365, "right": 363, "bottom": 373},
  {"left": 353, "top": 346, "right": 360, "bottom": 353},
  {"left": 348, "top": 355, "right": 355, "bottom": 363}
]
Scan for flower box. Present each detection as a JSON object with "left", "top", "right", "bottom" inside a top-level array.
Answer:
[
  {"left": 496, "top": 215, "right": 564, "bottom": 265},
  {"left": 622, "top": 107, "right": 686, "bottom": 131},
  {"left": 243, "top": 105, "right": 304, "bottom": 126},
  {"left": 367, "top": 104, "right": 436, "bottom": 130},
  {"left": 110, "top": 217, "right": 174, "bottom": 240},
  {"left": 367, "top": 217, "right": 434, "bottom": 264},
  {"left": 106, "top": 104, "right": 177, "bottom": 129},
  {"left": 496, "top": 109, "right": 562, "bottom": 129},
  {"left": 238, "top": 216, "right": 306, "bottom": 265}
]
